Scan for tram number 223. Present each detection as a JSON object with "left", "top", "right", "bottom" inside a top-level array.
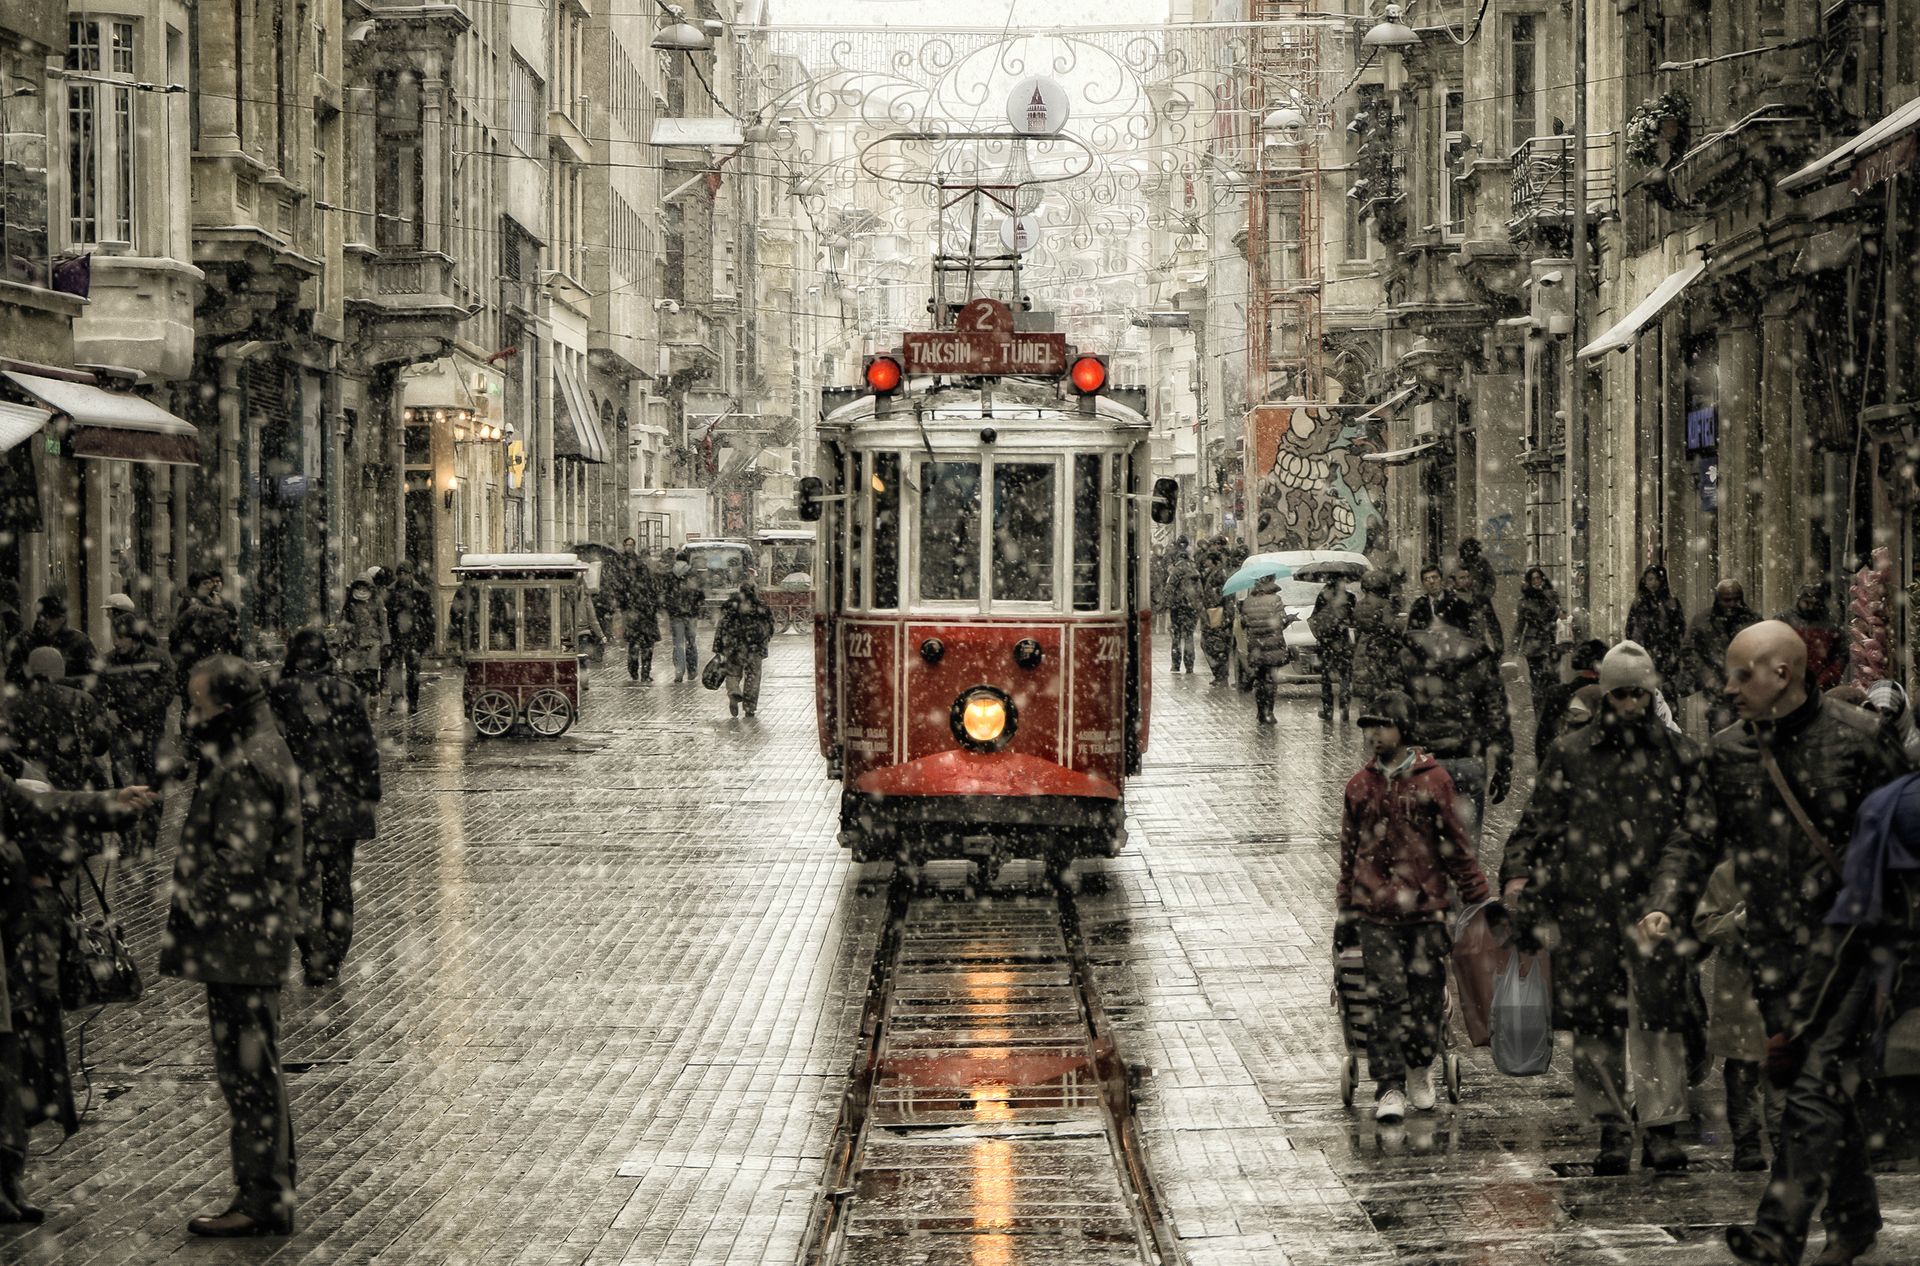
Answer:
[
  {"left": 1094, "top": 635, "right": 1123, "bottom": 664},
  {"left": 846, "top": 630, "right": 876, "bottom": 659}
]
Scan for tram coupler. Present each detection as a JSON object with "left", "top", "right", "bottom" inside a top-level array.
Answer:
[{"left": 960, "top": 835, "right": 1006, "bottom": 891}]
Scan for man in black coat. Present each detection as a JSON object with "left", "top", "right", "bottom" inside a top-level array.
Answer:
[
  {"left": 384, "top": 561, "right": 436, "bottom": 712},
  {"left": 94, "top": 612, "right": 173, "bottom": 856},
  {"left": 170, "top": 570, "right": 241, "bottom": 711},
  {"left": 270, "top": 631, "right": 379, "bottom": 987},
  {"left": 1404, "top": 621, "right": 1513, "bottom": 842},
  {"left": 162, "top": 656, "right": 303, "bottom": 1237},
  {"left": 1686, "top": 579, "right": 1760, "bottom": 735},
  {"left": 616, "top": 539, "right": 662, "bottom": 682},
  {"left": 1642, "top": 621, "right": 1904, "bottom": 1266},
  {"left": 5, "top": 597, "right": 96, "bottom": 690},
  {"left": 10, "top": 647, "right": 108, "bottom": 791}
]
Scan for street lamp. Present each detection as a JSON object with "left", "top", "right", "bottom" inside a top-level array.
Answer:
[
  {"left": 1362, "top": 5, "right": 1421, "bottom": 51},
  {"left": 651, "top": 6, "right": 712, "bottom": 53}
]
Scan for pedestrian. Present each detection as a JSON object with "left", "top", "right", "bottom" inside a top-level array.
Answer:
[
  {"left": 1625, "top": 563, "right": 1688, "bottom": 694},
  {"left": 1500, "top": 641, "right": 1712, "bottom": 1175},
  {"left": 1453, "top": 549, "right": 1505, "bottom": 657},
  {"left": 1457, "top": 536, "right": 1497, "bottom": 606},
  {"left": 1350, "top": 570, "right": 1409, "bottom": 707},
  {"left": 0, "top": 770, "right": 150, "bottom": 1222},
  {"left": 1198, "top": 546, "right": 1235, "bottom": 685},
  {"left": 91, "top": 611, "right": 173, "bottom": 856},
  {"left": 1534, "top": 638, "right": 1608, "bottom": 761},
  {"left": 170, "top": 570, "right": 241, "bottom": 712},
  {"left": 1162, "top": 538, "right": 1201, "bottom": 674},
  {"left": 1406, "top": 564, "right": 1446, "bottom": 632},
  {"left": 1309, "top": 574, "right": 1356, "bottom": 719},
  {"left": 1240, "top": 574, "right": 1294, "bottom": 726},
  {"left": 1694, "top": 859, "right": 1772, "bottom": 1173},
  {"left": 1640, "top": 621, "right": 1903, "bottom": 1266},
  {"left": 11, "top": 646, "right": 109, "bottom": 792},
  {"left": 1337, "top": 689, "right": 1490, "bottom": 1123},
  {"left": 1725, "top": 768, "right": 1920, "bottom": 1266},
  {"left": 1862, "top": 678, "right": 1920, "bottom": 766},
  {"left": 1686, "top": 578, "right": 1760, "bottom": 735},
  {"left": 338, "top": 575, "right": 388, "bottom": 706},
  {"left": 1513, "top": 567, "right": 1560, "bottom": 719},
  {"left": 1781, "top": 579, "right": 1850, "bottom": 692},
  {"left": 269, "top": 630, "right": 379, "bottom": 988},
  {"left": 384, "top": 561, "right": 435, "bottom": 713},
  {"left": 712, "top": 581, "right": 775, "bottom": 718},
  {"left": 161, "top": 655, "right": 303, "bottom": 1237},
  {"left": 663, "top": 558, "right": 704, "bottom": 684},
  {"left": 1404, "top": 620, "right": 1514, "bottom": 841},
  {"left": 5, "top": 595, "right": 97, "bottom": 689},
  {"left": 617, "top": 538, "right": 661, "bottom": 682}
]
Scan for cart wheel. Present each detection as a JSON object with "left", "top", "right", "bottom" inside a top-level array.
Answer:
[
  {"left": 471, "top": 690, "right": 517, "bottom": 738},
  {"left": 1341, "top": 1056, "right": 1357, "bottom": 1108},
  {"left": 1445, "top": 1054, "right": 1462, "bottom": 1104},
  {"left": 525, "top": 688, "right": 574, "bottom": 738}
]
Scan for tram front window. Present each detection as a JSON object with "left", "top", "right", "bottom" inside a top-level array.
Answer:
[
  {"left": 918, "top": 461, "right": 981, "bottom": 602},
  {"left": 993, "top": 462, "right": 1056, "bottom": 604}
]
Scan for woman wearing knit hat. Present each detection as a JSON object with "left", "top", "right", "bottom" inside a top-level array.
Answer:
[{"left": 1502, "top": 639, "right": 1713, "bottom": 1175}]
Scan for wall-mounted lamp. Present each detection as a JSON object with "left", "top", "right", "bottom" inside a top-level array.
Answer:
[{"left": 443, "top": 476, "right": 458, "bottom": 511}]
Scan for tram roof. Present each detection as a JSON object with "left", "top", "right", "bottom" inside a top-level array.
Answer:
[{"left": 820, "top": 378, "right": 1149, "bottom": 443}]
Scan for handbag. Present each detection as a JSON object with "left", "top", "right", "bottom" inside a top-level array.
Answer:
[
  {"left": 700, "top": 656, "right": 728, "bottom": 691},
  {"left": 58, "top": 860, "right": 143, "bottom": 1009}
]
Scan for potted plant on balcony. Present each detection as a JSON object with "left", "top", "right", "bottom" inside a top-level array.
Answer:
[{"left": 1626, "top": 92, "right": 1692, "bottom": 166}]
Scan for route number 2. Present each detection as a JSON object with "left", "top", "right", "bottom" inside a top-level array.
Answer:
[{"left": 846, "top": 630, "right": 875, "bottom": 659}]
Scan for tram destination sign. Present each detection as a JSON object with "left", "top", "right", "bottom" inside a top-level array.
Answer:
[{"left": 902, "top": 299, "right": 1067, "bottom": 376}]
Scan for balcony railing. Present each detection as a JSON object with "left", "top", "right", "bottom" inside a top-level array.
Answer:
[
  {"left": 351, "top": 251, "right": 468, "bottom": 318},
  {"left": 1507, "top": 133, "right": 1617, "bottom": 242}
]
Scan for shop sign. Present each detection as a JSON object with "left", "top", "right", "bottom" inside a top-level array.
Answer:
[{"left": 1685, "top": 404, "right": 1716, "bottom": 453}]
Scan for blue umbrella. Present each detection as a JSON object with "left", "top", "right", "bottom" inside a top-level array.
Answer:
[{"left": 1220, "top": 554, "right": 1295, "bottom": 598}]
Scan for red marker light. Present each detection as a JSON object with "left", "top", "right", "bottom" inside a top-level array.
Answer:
[
  {"left": 864, "top": 355, "right": 903, "bottom": 394},
  {"left": 1069, "top": 356, "right": 1108, "bottom": 395}
]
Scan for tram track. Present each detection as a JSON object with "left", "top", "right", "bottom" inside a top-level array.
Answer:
[{"left": 802, "top": 867, "right": 1183, "bottom": 1264}]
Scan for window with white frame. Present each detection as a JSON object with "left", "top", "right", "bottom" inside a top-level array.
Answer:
[
  {"left": 509, "top": 54, "right": 542, "bottom": 155},
  {"left": 1439, "top": 85, "right": 1467, "bottom": 240},
  {"left": 66, "top": 18, "right": 137, "bottom": 247}
]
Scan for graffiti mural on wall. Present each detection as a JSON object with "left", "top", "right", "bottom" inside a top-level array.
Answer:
[{"left": 1248, "top": 402, "right": 1387, "bottom": 552}]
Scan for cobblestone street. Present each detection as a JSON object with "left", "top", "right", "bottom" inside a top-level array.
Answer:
[{"left": 10, "top": 636, "right": 1917, "bottom": 1265}]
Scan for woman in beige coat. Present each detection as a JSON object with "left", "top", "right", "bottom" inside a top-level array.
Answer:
[{"left": 1695, "top": 859, "right": 1771, "bottom": 1172}]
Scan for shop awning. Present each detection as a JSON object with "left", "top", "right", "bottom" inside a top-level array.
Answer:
[
  {"left": 1358, "top": 385, "right": 1418, "bottom": 420},
  {"left": 1360, "top": 442, "right": 1440, "bottom": 465},
  {"left": 1577, "top": 257, "right": 1708, "bottom": 360},
  {"left": 0, "top": 401, "right": 52, "bottom": 453},
  {"left": 1780, "top": 94, "right": 1920, "bottom": 194},
  {"left": 554, "top": 365, "right": 610, "bottom": 464},
  {"left": 1, "top": 370, "right": 200, "bottom": 465}
]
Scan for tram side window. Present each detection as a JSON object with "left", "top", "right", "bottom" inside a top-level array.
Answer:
[
  {"left": 992, "top": 462, "right": 1056, "bottom": 604},
  {"left": 487, "top": 589, "right": 518, "bottom": 652},
  {"left": 872, "top": 453, "right": 900, "bottom": 608},
  {"left": 918, "top": 460, "right": 982, "bottom": 602},
  {"left": 849, "top": 453, "right": 866, "bottom": 608},
  {"left": 1072, "top": 455, "right": 1101, "bottom": 611},
  {"left": 524, "top": 588, "right": 553, "bottom": 649}
]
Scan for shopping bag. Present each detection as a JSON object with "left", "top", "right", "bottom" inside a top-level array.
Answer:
[
  {"left": 1449, "top": 899, "right": 1505, "bottom": 1047},
  {"left": 1490, "top": 949, "right": 1553, "bottom": 1076},
  {"left": 701, "top": 657, "right": 728, "bottom": 691}
]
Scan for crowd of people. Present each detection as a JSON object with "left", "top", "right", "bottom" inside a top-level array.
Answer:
[
  {"left": 1300, "top": 540, "right": 1918, "bottom": 1266},
  {"left": 593, "top": 539, "right": 776, "bottom": 717}
]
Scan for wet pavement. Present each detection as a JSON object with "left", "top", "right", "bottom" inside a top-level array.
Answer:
[{"left": 11, "top": 635, "right": 1918, "bottom": 1264}]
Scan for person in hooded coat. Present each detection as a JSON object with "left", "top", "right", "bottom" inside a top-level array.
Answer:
[
  {"left": 338, "top": 577, "right": 389, "bottom": 707},
  {"left": 92, "top": 612, "right": 173, "bottom": 855},
  {"left": 1239, "top": 575, "right": 1294, "bottom": 725},
  {"left": 1625, "top": 563, "right": 1688, "bottom": 692},
  {"left": 1350, "top": 570, "right": 1408, "bottom": 707},
  {"left": 1198, "top": 546, "right": 1236, "bottom": 684},
  {"left": 1513, "top": 567, "right": 1560, "bottom": 718},
  {"left": 384, "top": 561, "right": 436, "bottom": 712},
  {"left": 1501, "top": 641, "right": 1714, "bottom": 1175},
  {"left": 161, "top": 656, "right": 303, "bottom": 1237},
  {"left": 1404, "top": 615, "right": 1514, "bottom": 841},
  {"left": 269, "top": 631, "right": 379, "bottom": 986},
  {"left": 713, "top": 582, "right": 775, "bottom": 718},
  {"left": 1687, "top": 579, "right": 1760, "bottom": 735},
  {"left": 170, "top": 570, "right": 241, "bottom": 711},
  {"left": 1162, "top": 539, "right": 1202, "bottom": 674}
]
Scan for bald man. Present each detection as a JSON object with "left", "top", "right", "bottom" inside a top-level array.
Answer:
[{"left": 1641, "top": 620, "right": 1902, "bottom": 1266}]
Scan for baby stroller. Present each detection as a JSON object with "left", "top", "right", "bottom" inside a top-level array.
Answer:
[{"left": 1334, "top": 937, "right": 1464, "bottom": 1108}]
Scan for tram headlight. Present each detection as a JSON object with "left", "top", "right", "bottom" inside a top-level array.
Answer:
[{"left": 952, "top": 686, "right": 1017, "bottom": 752}]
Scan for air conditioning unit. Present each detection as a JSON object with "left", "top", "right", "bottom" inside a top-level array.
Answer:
[{"left": 1411, "top": 400, "right": 1456, "bottom": 438}]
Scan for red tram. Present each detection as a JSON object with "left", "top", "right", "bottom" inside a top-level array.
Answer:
[{"left": 801, "top": 318, "right": 1175, "bottom": 874}]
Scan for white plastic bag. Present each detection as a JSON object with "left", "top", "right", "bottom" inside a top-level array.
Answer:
[{"left": 1490, "top": 950, "right": 1554, "bottom": 1076}]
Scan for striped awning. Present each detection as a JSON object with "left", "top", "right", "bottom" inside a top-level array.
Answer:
[{"left": 554, "top": 365, "right": 610, "bottom": 464}]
